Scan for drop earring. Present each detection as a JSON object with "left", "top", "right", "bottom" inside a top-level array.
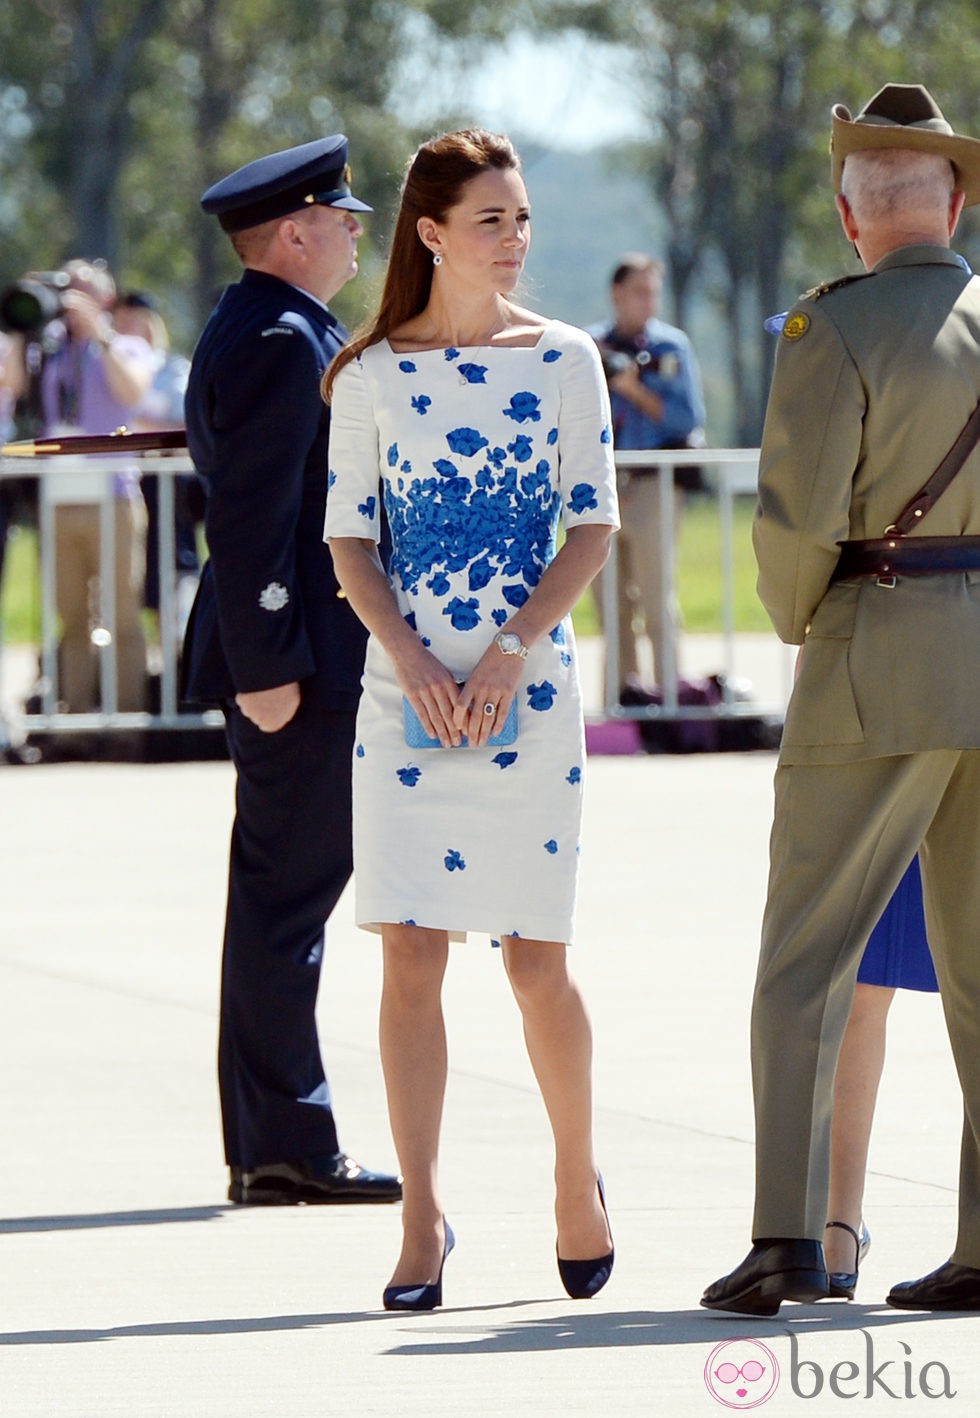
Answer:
[{"left": 433, "top": 252, "right": 443, "bottom": 267}]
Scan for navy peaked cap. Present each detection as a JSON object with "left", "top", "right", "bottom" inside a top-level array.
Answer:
[{"left": 201, "top": 135, "right": 372, "bottom": 233}]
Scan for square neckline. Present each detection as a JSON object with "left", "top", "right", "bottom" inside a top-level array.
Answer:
[{"left": 384, "top": 318, "right": 557, "bottom": 357}]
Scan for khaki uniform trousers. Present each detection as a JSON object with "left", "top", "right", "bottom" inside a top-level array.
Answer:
[
  {"left": 54, "top": 498, "right": 148, "bottom": 712},
  {"left": 751, "top": 748, "right": 980, "bottom": 1266},
  {"left": 594, "top": 469, "right": 684, "bottom": 689}
]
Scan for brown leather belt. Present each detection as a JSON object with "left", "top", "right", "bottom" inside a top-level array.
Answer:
[{"left": 832, "top": 534, "right": 980, "bottom": 583}]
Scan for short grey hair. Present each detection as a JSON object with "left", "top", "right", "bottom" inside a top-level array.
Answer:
[{"left": 841, "top": 148, "right": 955, "bottom": 221}]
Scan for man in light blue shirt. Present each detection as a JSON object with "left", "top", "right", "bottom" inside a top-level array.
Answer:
[{"left": 589, "top": 254, "right": 705, "bottom": 695}]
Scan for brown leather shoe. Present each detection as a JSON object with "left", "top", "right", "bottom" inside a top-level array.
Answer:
[
  {"left": 229, "top": 1153, "right": 402, "bottom": 1205},
  {"left": 887, "top": 1260, "right": 980, "bottom": 1311}
]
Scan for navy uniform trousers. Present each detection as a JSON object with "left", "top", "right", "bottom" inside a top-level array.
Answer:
[{"left": 219, "top": 694, "right": 355, "bottom": 1167}]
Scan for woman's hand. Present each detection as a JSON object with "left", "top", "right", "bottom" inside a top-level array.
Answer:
[
  {"left": 395, "top": 646, "right": 464, "bottom": 749},
  {"left": 454, "top": 647, "right": 524, "bottom": 748},
  {"left": 329, "top": 537, "right": 463, "bottom": 747}
]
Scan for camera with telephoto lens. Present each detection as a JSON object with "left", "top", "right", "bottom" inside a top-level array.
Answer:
[{"left": 0, "top": 270, "right": 70, "bottom": 333}]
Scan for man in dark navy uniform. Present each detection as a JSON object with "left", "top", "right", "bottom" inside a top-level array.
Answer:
[{"left": 182, "top": 136, "right": 400, "bottom": 1205}]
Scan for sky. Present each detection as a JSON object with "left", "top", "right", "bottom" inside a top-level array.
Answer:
[{"left": 397, "top": 30, "right": 645, "bottom": 152}]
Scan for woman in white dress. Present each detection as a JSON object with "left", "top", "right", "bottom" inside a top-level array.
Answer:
[{"left": 324, "top": 129, "right": 619, "bottom": 1311}]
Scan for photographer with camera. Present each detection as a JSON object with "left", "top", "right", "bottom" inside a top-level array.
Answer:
[
  {"left": 589, "top": 253, "right": 706, "bottom": 700},
  {"left": 9, "top": 258, "right": 156, "bottom": 713},
  {"left": 0, "top": 330, "right": 26, "bottom": 582}
]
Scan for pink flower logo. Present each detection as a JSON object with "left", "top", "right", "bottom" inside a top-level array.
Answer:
[{"left": 704, "top": 1339, "right": 779, "bottom": 1409}]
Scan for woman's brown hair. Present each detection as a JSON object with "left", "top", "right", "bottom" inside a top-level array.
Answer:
[{"left": 322, "top": 128, "right": 521, "bottom": 402}]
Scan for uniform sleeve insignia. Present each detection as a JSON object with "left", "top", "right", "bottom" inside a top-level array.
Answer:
[
  {"left": 261, "top": 325, "right": 296, "bottom": 337},
  {"left": 781, "top": 312, "right": 810, "bottom": 341},
  {"left": 259, "top": 581, "right": 290, "bottom": 612}
]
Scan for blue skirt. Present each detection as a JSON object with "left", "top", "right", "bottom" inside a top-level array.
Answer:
[{"left": 856, "top": 856, "right": 938, "bottom": 993}]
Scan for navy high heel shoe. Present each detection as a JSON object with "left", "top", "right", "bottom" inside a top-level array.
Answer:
[
  {"left": 557, "top": 1176, "right": 614, "bottom": 1300},
  {"left": 825, "top": 1220, "right": 871, "bottom": 1300},
  {"left": 382, "top": 1220, "right": 455, "bottom": 1312}
]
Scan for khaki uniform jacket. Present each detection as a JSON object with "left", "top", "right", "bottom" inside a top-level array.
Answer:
[{"left": 754, "top": 244, "right": 980, "bottom": 764}]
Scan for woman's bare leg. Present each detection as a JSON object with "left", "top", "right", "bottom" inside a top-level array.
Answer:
[
  {"left": 501, "top": 936, "right": 612, "bottom": 1260},
  {"left": 825, "top": 982, "right": 895, "bottom": 1272},
  {"left": 380, "top": 923, "right": 451, "bottom": 1286}
]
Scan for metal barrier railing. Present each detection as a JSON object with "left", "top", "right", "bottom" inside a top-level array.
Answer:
[
  {"left": 0, "top": 450, "right": 221, "bottom": 736},
  {"left": 0, "top": 445, "right": 791, "bottom": 741},
  {"left": 602, "top": 448, "right": 794, "bottom": 722}
]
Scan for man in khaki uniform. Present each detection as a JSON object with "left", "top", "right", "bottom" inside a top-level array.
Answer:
[{"left": 702, "top": 84, "right": 980, "bottom": 1316}]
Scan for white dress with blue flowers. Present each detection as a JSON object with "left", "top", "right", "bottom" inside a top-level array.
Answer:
[{"left": 325, "top": 320, "right": 619, "bottom": 945}]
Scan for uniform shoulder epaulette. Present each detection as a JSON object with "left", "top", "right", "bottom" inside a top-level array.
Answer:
[{"left": 800, "top": 271, "right": 874, "bottom": 302}]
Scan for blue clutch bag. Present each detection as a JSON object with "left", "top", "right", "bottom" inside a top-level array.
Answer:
[{"left": 402, "top": 696, "right": 518, "bottom": 749}]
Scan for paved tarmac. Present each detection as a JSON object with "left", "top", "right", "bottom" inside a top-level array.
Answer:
[{"left": 0, "top": 728, "right": 974, "bottom": 1414}]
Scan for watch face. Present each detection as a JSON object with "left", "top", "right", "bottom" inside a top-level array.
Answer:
[{"left": 498, "top": 632, "right": 521, "bottom": 653}]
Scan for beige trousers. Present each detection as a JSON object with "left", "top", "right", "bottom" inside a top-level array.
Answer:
[
  {"left": 594, "top": 470, "right": 684, "bottom": 688},
  {"left": 54, "top": 499, "right": 148, "bottom": 711},
  {"left": 751, "top": 749, "right": 980, "bottom": 1265}
]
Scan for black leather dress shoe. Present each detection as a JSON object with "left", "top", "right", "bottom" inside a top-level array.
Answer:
[
  {"left": 887, "top": 1260, "right": 980, "bottom": 1311},
  {"left": 228, "top": 1153, "right": 402, "bottom": 1205},
  {"left": 701, "top": 1239, "right": 829, "bottom": 1316}
]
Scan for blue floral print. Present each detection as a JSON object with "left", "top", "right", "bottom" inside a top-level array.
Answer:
[
  {"left": 443, "top": 595, "right": 481, "bottom": 630},
  {"left": 566, "top": 766, "right": 582, "bottom": 785},
  {"left": 445, "top": 347, "right": 460, "bottom": 361},
  {"left": 568, "top": 483, "right": 598, "bottom": 515},
  {"left": 492, "top": 751, "right": 518, "bottom": 769},
  {"left": 527, "top": 681, "right": 557, "bottom": 711},
  {"left": 508, "top": 435, "right": 533, "bottom": 463},
  {"left": 444, "top": 848, "right": 466, "bottom": 871},
  {"left": 544, "top": 839, "right": 559, "bottom": 854},
  {"left": 542, "top": 349, "right": 562, "bottom": 363},
  {"left": 503, "top": 391, "right": 542, "bottom": 424},
  {"left": 446, "top": 427, "right": 489, "bottom": 457},
  {"left": 397, "top": 766, "right": 422, "bottom": 787},
  {"left": 468, "top": 557, "right": 495, "bottom": 592},
  {"left": 412, "top": 394, "right": 431, "bottom": 415},
  {"left": 398, "top": 360, "right": 417, "bottom": 373},
  {"left": 458, "top": 363, "right": 487, "bottom": 383},
  {"left": 387, "top": 443, "right": 399, "bottom": 467},
  {"left": 358, "top": 495, "right": 376, "bottom": 519}
]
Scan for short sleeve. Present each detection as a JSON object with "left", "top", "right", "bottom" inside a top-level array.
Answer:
[
  {"left": 324, "top": 356, "right": 383, "bottom": 543},
  {"left": 554, "top": 328, "right": 620, "bottom": 530}
]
